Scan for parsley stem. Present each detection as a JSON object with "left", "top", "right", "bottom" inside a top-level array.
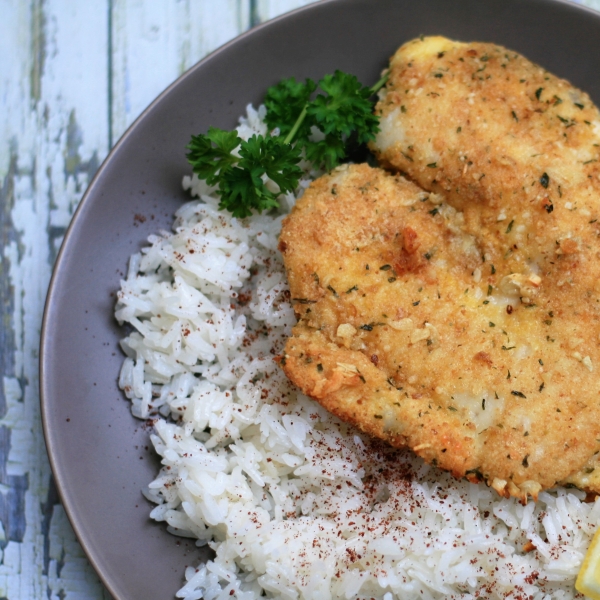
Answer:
[
  {"left": 369, "top": 71, "right": 389, "bottom": 95},
  {"left": 282, "top": 73, "right": 386, "bottom": 147},
  {"left": 283, "top": 103, "right": 308, "bottom": 145}
]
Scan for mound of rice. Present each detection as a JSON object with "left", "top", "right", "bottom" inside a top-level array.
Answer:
[{"left": 115, "top": 105, "right": 599, "bottom": 599}]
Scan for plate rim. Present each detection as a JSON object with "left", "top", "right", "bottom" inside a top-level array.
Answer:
[
  {"left": 39, "top": 0, "right": 600, "bottom": 596},
  {"left": 39, "top": 1, "right": 348, "bottom": 596}
]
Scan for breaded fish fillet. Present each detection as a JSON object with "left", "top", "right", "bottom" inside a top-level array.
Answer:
[
  {"left": 368, "top": 36, "right": 600, "bottom": 495},
  {"left": 279, "top": 159, "right": 600, "bottom": 501}
]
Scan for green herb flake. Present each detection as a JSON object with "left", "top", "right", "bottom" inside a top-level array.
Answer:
[
  {"left": 535, "top": 87, "right": 543, "bottom": 100},
  {"left": 379, "top": 264, "right": 392, "bottom": 271},
  {"left": 489, "top": 322, "right": 496, "bottom": 327},
  {"left": 187, "top": 129, "right": 304, "bottom": 218},
  {"left": 487, "top": 284, "right": 493, "bottom": 296},
  {"left": 506, "top": 220, "right": 514, "bottom": 234},
  {"left": 427, "top": 162, "right": 437, "bottom": 168},
  {"left": 317, "top": 363, "right": 323, "bottom": 372},
  {"left": 387, "top": 377, "right": 402, "bottom": 391},
  {"left": 540, "top": 172, "right": 549, "bottom": 188},
  {"left": 511, "top": 390, "right": 526, "bottom": 398},
  {"left": 327, "top": 284, "right": 338, "bottom": 297}
]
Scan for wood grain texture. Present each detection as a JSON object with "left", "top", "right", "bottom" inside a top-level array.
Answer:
[
  {"left": 2, "top": 0, "right": 599, "bottom": 597},
  {"left": 0, "top": 1, "right": 318, "bottom": 597},
  {"left": 1, "top": 2, "right": 111, "bottom": 597}
]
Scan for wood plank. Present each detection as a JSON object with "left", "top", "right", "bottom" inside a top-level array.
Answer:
[
  {"left": 0, "top": 0, "right": 111, "bottom": 597},
  {"left": 110, "top": 0, "right": 249, "bottom": 143},
  {"left": 1, "top": 1, "right": 318, "bottom": 596},
  {"left": 581, "top": 0, "right": 600, "bottom": 10},
  {"left": 253, "top": 0, "right": 322, "bottom": 22},
  {"left": 1, "top": 0, "right": 597, "bottom": 598}
]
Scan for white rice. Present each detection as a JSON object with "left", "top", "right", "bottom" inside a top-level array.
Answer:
[{"left": 115, "top": 105, "right": 597, "bottom": 599}]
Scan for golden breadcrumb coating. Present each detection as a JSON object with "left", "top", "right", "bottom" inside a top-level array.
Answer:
[
  {"left": 280, "top": 159, "right": 600, "bottom": 501},
  {"left": 368, "top": 36, "right": 600, "bottom": 496}
]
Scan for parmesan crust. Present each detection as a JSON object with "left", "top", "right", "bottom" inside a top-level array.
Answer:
[{"left": 280, "top": 158, "right": 600, "bottom": 500}]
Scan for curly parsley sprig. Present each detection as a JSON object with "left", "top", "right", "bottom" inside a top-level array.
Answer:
[{"left": 186, "top": 70, "right": 388, "bottom": 218}]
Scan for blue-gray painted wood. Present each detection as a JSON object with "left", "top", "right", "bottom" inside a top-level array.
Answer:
[
  {"left": 0, "top": 1, "right": 320, "bottom": 597},
  {"left": 2, "top": 0, "right": 599, "bottom": 597}
]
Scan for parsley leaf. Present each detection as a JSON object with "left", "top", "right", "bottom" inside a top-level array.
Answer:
[
  {"left": 308, "top": 71, "right": 380, "bottom": 144},
  {"left": 218, "top": 135, "right": 302, "bottom": 218},
  {"left": 187, "top": 69, "right": 383, "bottom": 217},
  {"left": 303, "top": 134, "right": 347, "bottom": 172},
  {"left": 264, "top": 77, "right": 316, "bottom": 139},
  {"left": 263, "top": 70, "right": 381, "bottom": 170},
  {"left": 186, "top": 127, "right": 240, "bottom": 185},
  {"left": 238, "top": 134, "right": 302, "bottom": 195}
]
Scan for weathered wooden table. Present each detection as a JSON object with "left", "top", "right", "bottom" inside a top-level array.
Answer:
[{"left": 2, "top": 0, "right": 600, "bottom": 597}]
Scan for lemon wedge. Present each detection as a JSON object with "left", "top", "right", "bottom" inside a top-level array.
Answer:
[{"left": 577, "top": 527, "right": 600, "bottom": 599}]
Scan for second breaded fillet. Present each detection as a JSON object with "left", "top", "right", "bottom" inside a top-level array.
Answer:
[
  {"left": 369, "top": 36, "right": 600, "bottom": 494},
  {"left": 279, "top": 163, "right": 600, "bottom": 501}
]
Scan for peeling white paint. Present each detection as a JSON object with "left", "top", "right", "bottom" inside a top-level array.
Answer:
[
  {"left": 111, "top": 0, "right": 251, "bottom": 142},
  {"left": 8, "top": 0, "right": 600, "bottom": 596},
  {"left": 0, "top": 1, "right": 321, "bottom": 597}
]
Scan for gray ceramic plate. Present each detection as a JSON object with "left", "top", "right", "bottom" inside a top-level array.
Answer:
[{"left": 40, "top": 0, "right": 600, "bottom": 597}]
